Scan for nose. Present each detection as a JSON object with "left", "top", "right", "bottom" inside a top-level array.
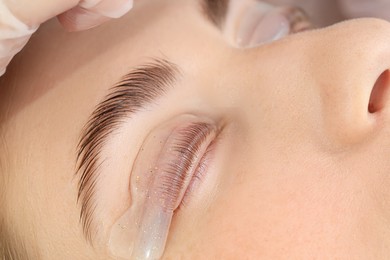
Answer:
[
  {"left": 222, "top": 18, "right": 390, "bottom": 151},
  {"left": 306, "top": 18, "right": 390, "bottom": 146}
]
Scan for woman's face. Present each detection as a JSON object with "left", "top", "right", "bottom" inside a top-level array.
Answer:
[{"left": 2, "top": 0, "right": 390, "bottom": 259}]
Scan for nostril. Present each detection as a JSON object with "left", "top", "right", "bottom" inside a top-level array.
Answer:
[{"left": 368, "top": 70, "right": 390, "bottom": 113}]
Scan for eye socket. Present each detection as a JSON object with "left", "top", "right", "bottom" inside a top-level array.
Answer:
[
  {"left": 142, "top": 122, "right": 218, "bottom": 212},
  {"left": 129, "top": 122, "right": 218, "bottom": 259},
  {"left": 108, "top": 114, "right": 222, "bottom": 259}
]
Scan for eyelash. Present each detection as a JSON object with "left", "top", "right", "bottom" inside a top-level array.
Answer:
[
  {"left": 153, "top": 122, "right": 217, "bottom": 212},
  {"left": 180, "top": 139, "right": 217, "bottom": 208}
]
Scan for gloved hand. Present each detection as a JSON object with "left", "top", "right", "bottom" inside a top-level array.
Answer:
[
  {"left": 339, "top": 0, "right": 390, "bottom": 21},
  {"left": 0, "top": 0, "right": 133, "bottom": 76}
]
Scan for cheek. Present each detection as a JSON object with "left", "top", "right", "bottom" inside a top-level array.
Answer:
[{"left": 164, "top": 142, "right": 386, "bottom": 258}]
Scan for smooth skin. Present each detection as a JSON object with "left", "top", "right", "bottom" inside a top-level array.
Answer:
[{"left": 2, "top": 0, "right": 390, "bottom": 259}]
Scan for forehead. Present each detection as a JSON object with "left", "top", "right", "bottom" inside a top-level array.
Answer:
[
  {"left": 0, "top": 0, "right": 234, "bottom": 207},
  {"left": 0, "top": 0, "right": 201, "bottom": 253}
]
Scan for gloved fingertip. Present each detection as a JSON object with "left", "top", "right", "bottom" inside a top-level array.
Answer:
[
  {"left": 108, "top": 0, "right": 133, "bottom": 18},
  {"left": 80, "top": 0, "right": 134, "bottom": 19},
  {"left": 57, "top": 6, "right": 110, "bottom": 32}
]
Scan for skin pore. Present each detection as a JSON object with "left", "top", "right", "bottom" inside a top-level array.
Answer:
[{"left": 2, "top": 0, "right": 390, "bottom": 259}]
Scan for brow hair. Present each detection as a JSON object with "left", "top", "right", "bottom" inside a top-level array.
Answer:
[
  {"left": 0, "top": 222, "right": 32, "bottom": 260},
  {"left": 76, "top": 59, "right": 179, "bottom": 242},
  {"left": 0, "top": 134, "right": 34, "bottom": 260},
  {"left": 200, "top": 0, "right": 229, "bottom": 28}
]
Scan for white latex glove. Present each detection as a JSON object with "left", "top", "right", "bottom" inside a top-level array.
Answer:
[
  {"left": 339, "top": 0, "right": 390, "bottom": 20},
  {"left": 0, "top": 0, "right": 133, "bottom": 76}
]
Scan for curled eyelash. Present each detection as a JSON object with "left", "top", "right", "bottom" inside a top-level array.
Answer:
[
  {"left": 108, "top": 119, "right": 220, "bottom": 259},
  {"left": 153, "top": 122, "right": 216, "bottom": 211},
  {"left": 180, "top": 137, "right": 218, "bottom": 208}
]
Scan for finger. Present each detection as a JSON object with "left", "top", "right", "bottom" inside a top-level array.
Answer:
[
  {"left": 0, "top": 0, "right": 38, "bottom": 76},
  {"left": 1, "top": 0, "right": 80, "bottom": 27},
  {"left": 0, "top": 0, "right": 133, "bottom": 76},
  {"left": 0, "top": 0, "right": 82, "bottom": 76},
  {"left": 57, "top": 0, "right": 134, "bottom": 31}
]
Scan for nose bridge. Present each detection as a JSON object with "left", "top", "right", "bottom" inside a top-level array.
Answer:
[
  {"left": 223, "top": 41, "right": 319, "bottom": 150},
  {"left": 311, "top": 18, "right": 390, "bottom": 88},
  {"left": 228, "top": 18, "right": 390, "bottom": 150},
  {"left": 305, "top": 19, "right": 390, "bottom": 145}
]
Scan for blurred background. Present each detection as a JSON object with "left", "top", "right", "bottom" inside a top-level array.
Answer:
[{"left": 266, "top": 0, "right": 390, "bottom": 27}]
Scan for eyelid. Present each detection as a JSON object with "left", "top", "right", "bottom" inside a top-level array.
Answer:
[
  {"left": 108, "top": 114, "right": 220, "bottom": 259},
  {"left": 131, "top": 122, "right": 217, "bottom": 259}
]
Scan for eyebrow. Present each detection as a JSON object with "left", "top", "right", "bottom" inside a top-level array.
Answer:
[
  {"left": 75, "top": 59, "right": 179, "bottom": 242},
  {"left": 75, "top": 1, "right": 227, "bottom": 244},
  {"left": 200, "top": 0, "right": 229, "bottom": 29}
]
